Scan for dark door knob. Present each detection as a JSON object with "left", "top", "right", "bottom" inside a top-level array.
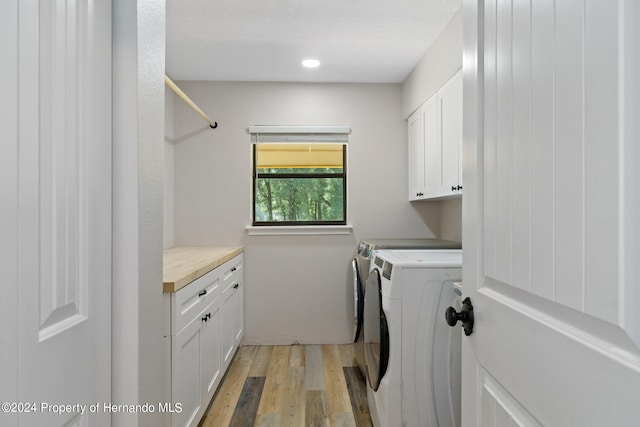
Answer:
[{"left": 445, "top": 297, "right": 474, "bottom": 336}]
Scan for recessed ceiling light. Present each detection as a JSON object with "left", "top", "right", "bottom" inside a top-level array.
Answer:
[{"left": 302, "top": 58, "right": 321, "bottom": 68}]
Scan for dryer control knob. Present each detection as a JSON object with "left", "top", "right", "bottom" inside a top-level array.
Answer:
[{"left": 445, "top": 297, "right": 474, "bottom": 336}]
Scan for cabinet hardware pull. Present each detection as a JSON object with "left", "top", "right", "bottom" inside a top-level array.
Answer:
[
  {"left": 198, "top": 290, "right": 207, "bottom": 297},
  {"left": 233, "top": 283, "right": 239, "bottom": 289},
  {"left": 457, "top": 185, "right": 462, "bottom": 190},
  {"left": 231, "top": 267, "right": 237, "bottom": 272},
  {"left": 206, "top": 313, "right": 211, "bottom": 320},
  {"left": 201, "top": 315, "right": 208, "bottom": 322},
  {"left": 451, "top": 186, "right": 456, "bottom": 191}
]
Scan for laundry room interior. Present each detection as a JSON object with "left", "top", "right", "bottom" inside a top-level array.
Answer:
[
  {"left": 162, "top": 1, "right": 466, "bottom": 424},
  {"left": 162, "top": 0, "right": 638, "bottom": 425},
  {"left": 4, "top": 0, "right": 639, "bottom": 426},
  {"left": 164, "top": 13, "right": 464, "bottom": 346}
]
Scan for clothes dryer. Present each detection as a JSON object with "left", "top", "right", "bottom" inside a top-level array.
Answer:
[
  {"left": 364, "top": 249, "right": 462, "bottom": 427},
  {"left": 351, "top": 239, "right": 461, "bottom": 376}
]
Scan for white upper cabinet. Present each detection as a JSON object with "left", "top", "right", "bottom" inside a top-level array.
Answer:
[
  {"left": 408, "top": 69, "right": 463, "bottom": 201},
  {"left": 438, "top": 70, "right": 463, "bottom": 196},
  {"left": 408, "top": 105, "right": 426, "bottom": 200}
]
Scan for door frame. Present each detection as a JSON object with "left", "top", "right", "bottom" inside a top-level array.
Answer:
[{"left": 461, "top": 0, "right": 483, "bottom": 422}]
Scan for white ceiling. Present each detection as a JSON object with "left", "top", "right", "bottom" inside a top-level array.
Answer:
[{"left": 166, "top": 0, "right": 462, "bottom": 83}]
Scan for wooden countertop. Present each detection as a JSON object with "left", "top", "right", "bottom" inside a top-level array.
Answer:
[{"left": 163, "top": 246, "right": 244, "bottom": 293}]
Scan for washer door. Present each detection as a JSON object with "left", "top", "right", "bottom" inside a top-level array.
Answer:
[
  {"left": 352, "top": 258, "right": 364, "bottom": 342},
  {"left": 364, "top": 268, "right": 389, "bottom": 391}
]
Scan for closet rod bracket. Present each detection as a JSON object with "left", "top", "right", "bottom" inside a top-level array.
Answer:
[{"left": 165, "top": 74, "right": 218, "bottom": 130}]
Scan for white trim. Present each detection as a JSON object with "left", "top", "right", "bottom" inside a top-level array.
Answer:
[
  {"left": 245, "top": 225, "right": 353, "bottom": 236},
  {"left": 248, "top": 125, "right": 351, "bottom": 134}
]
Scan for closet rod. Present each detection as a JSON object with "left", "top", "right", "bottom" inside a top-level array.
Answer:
[{"left": 165, "top": 74, "right": 218, "bottom": 129}]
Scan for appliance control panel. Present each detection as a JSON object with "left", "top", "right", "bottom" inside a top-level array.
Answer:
[
  {"left": 383, "top": 262, "right": 393, "bottom": 280},
  {"left": 374, "top": 255, "right": 384, "bottom": 268}
]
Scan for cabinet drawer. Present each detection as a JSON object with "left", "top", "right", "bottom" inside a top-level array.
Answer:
[
  {"left": 222, "top": 254, "right": 243, "bottom": 287},
  {"left": 172, "top": 268, "right": 222, "bottom": 335}
]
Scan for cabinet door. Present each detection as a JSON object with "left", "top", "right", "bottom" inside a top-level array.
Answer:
[
  {"left": 422, "top": 95, "right": 440, "bottom": 198},
  {"left": 407, "top": 106, "right": 425, "bottom": 200},
  {"left": 172, "top": 315, "right": 203, "bottom": 427},
  {"left": 438, "top": 69, "right": 463, "bottom": 197},
  {"left": 201, "top": 299, "right": 222, "bottom": 404},
  {"left": 234, "top": 278, "right": 244, "bottom": 346},
  {"left": 221, "top": 282, "right": 236, "bottom": 369}
]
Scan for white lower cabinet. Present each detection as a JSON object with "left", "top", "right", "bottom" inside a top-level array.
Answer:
[
  {"left": 201, "top": 300, "right": 222, "bottom": 400},
  {"left": 221, "top": 255, "right": 244, "bottom": 369},
  {"left": 172, "top": 308, "right": 205, "bottom": 427},
  {"left": 165, "top": 253, "right": 244, "bottom": 427}
]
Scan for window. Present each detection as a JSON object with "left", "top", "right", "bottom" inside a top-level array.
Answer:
[{"left": 250, "top": 126, "right": 350, "bottom": 227}]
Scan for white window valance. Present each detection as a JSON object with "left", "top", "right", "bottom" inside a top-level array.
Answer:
[{"left": 248, "top": 125, "right": 351, "bottom": 143}]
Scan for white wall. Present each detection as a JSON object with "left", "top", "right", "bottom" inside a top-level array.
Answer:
[
  {"left": 440, "top": 198, "right": 462, "bottom": 242},
  {"left": 402, "top": 7, "right": 464, "bottom": 243},
  {"left": 112, "top": 0, "right": 166, "bottom": 425},
  {"left": 164, "top": 88, "right": 175, "bottom": 249},
  {"left": 402, "top": 8, "right": 463, "bottom": 119},
  {"left": 171, "top": 82, "right": 442, "bottom": 344}
]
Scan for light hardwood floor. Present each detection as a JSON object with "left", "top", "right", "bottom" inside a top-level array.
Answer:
[{"left": 199, "top": 344, "right": 372, "bottom": 427}]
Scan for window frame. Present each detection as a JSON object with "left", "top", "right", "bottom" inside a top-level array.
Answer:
[
  {"left": 252, "top": 144, "right": 347, "bottom": 226},
  {"left": 249, "top": 126, "right": 351, "bottom": 228}
]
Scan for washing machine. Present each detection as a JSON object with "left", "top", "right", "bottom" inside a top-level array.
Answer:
[
  {"left": 351, "top": 239, "right": 461, "bottom": 377},
  {"left": 363, "top": 249, "right": 462, "bottom": 427}
]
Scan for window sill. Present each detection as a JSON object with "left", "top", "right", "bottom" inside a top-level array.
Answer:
[{"left": 245, "top": 225, "right": 353, "bottom": 236}]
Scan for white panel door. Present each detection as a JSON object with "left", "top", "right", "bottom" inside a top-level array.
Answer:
[
  {"left": 0, "top": 1, "right": 20, "bottom": 424},
  {"left": 462, "top": 0, "right": 640, "bottom": 426},
  {"left": 1, "top": 0, "right": 112, "bottom": 426}
]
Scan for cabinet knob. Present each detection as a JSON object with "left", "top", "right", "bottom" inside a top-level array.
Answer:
[
  {"left": 233, "top": 283, "right": 239, "bottom": 290},
  {"left": 231, "top": 267, "right": 237, "bottom": 272},
  {"left": 416, "top": 192, "right": 423, "bottom": 197},
  {"left": 206, "top": 313, "right": 211, "bottom": 320},
  {"left": 201, "top": 315, "right": 208, "bottom": 323},
  {"left": 451, "top": 186, "right": 456, "bottom": 192},
  {"left": 457, "top": 185, "right": 462, "bottom": 191}
]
